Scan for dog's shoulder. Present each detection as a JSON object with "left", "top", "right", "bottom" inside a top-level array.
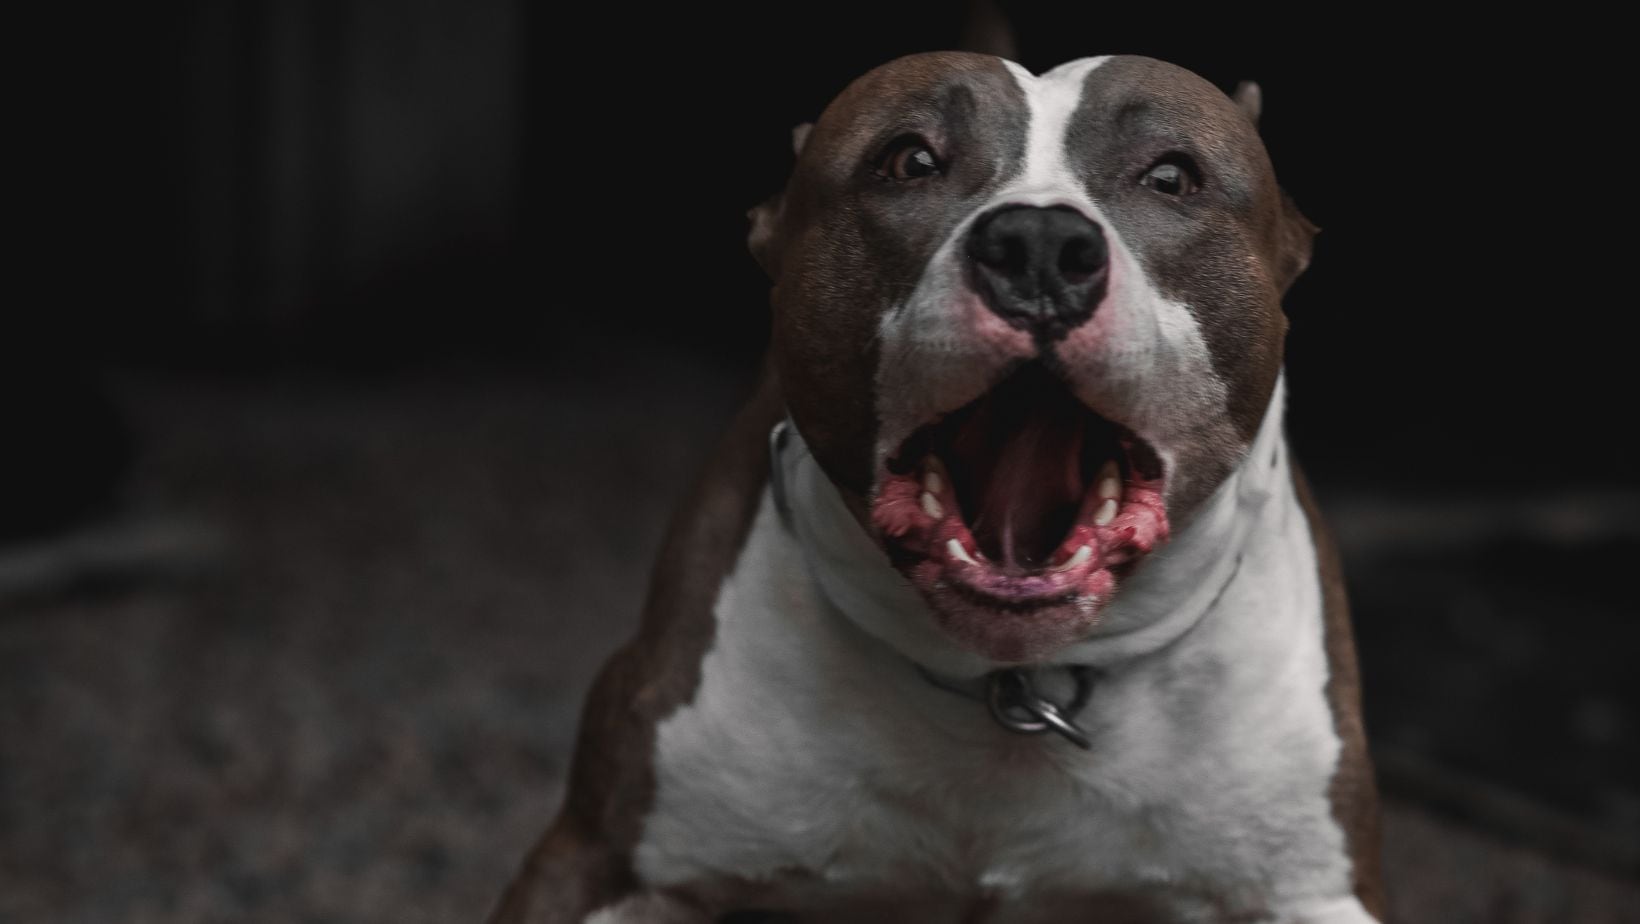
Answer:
[{"left": 490, "top": 362, "right": 784, "bottom": 923}]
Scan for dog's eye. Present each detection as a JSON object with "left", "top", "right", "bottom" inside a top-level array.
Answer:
[
  {"left": 878, "top": 137, "right": 942, "bottom": 181},
  {"left": 1140, "top": 158, "right": 1200, "bottom": 197}
]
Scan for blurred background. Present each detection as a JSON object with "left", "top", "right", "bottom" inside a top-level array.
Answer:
[{"left": 3, "top": 2, "right": 1634, "bottom": 921}]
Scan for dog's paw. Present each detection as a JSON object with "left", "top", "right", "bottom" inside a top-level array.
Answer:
[
  {"left": 1272, "top": 895, "right": 1381, "bottom": 924},
  {"left": 582, "top": 893, "right": 713, "bottom": 924}
]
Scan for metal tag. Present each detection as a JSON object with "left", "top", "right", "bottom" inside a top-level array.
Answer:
[{"left": 986, "top": 667, "right": 1094, "bottom": 750}]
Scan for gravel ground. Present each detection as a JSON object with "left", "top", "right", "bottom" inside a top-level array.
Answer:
[{"left": 2, "top": 351, "right": 1634, "bottom": 923}]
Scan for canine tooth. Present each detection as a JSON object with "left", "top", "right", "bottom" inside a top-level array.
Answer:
[
  {"left": 946, "top": 538, "right": 977, "bottom": 565},
  {"left": 1094, "top": 498, "right": 1119, "bottom": 527},
  {"left": 1096, "top": 461, "right": 1122, "bottom": 501},
  {"left": 923, "top": 470, "right": 943, "bottom": 495},
  {"left": 920, "top": 492, "right": 944, "bottom": 519},
  {"left": 1053, "top": 545, "right": 1092, "bottom": 572}
]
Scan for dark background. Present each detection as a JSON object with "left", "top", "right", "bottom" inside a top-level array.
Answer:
[{"left": 4, "top": 3, "right": 1634, "bottom": 921}]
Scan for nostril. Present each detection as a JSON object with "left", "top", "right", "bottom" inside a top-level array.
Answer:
[
  {"left": 1059, "top": 234, "right": 1107, "bottom": 282},
  {"left": 972, "top": 231, "right": 1027, "bottom": 277},
  {"left": 998, "top": 236, "right": 1028, "bottom": 276}
]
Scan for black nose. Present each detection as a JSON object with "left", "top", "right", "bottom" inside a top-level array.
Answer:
[{"left": 966, "top": 205, "right": 1108, "bottom": 338}]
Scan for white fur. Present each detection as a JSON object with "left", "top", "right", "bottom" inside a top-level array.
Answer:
[
  {"left": 632, "top": 380, "right": 1373, "bottom": 921},
  {"left": 1004, "top": 57, "right": 1108, "bottom": 196}
]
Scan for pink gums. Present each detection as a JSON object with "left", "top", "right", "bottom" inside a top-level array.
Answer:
[{"left": 871, "top": 439, "right": 1169, "bottom": 663}]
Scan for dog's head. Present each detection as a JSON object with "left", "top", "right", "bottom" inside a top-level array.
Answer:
[{"left": 752, "top": 53, "right": 1315, "bottom": 663}]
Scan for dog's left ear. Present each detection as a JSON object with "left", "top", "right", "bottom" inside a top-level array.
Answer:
[
  {"left": 1236, "top": 81, "right": 1317, "bottom": 292},
  {"left": 789, "top": 122, "right": 813, "bottom": 158},
  {"left": 747, "top": 122, "right": 813, "bottom": 277},
  {"left": 1233, "top": 80, "right": 1262, "bottom": 127}
]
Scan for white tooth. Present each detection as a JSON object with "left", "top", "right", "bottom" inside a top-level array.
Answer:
[
  {"left": 1053, "top": 545, "right": 1092, "bottom": 572},
  {"left": 1095, "top": 497, "right": 1118, "bottom": 527},
  {"left": 1097, "top": 461, "right": 1122, "bottom": 500},
  {"left": 921, "top": 492, "right": 944, "bottom": 519},
  {"left": 946, "top": 538, "right": 977, "bottom": 565},
  {"left": 923, "top": 469, "right": 943, "bottom": 495}
]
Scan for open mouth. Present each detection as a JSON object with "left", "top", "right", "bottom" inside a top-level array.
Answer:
[{"left": 871, "top": 364, "right": 1170, "bottom": 661}]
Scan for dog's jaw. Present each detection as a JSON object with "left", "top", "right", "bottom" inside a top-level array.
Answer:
[{"left": 870, "top": 383, "right": 1170, "bottom": 664}]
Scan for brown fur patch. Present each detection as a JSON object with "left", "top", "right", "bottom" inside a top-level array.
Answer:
[
  {"left": 1058, "top": 56, "right": 1314, "bottom": 520},
  {"left": 767, "top": 52, "right": 1026, "bottom": 495},
  {"left": 1292, "top": 463, "right": 1389, "bottom": 918}
]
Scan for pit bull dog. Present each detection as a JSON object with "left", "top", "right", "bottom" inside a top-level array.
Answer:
[{"left": 492, "top": 50, "right": 1385, "bottom": 924}]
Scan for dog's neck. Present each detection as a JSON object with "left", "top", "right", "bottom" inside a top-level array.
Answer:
[{"left": 775, "top": 375, "right": 1295, "bottom": 679}]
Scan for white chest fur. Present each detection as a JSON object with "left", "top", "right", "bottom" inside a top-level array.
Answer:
[{"left": 628, "top": 392, "right": 1372, "bottom": 923}]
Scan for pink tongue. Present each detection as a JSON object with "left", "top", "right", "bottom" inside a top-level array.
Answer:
[{"left": 967, "top": 411, "right": 1085, "bottom": 568}]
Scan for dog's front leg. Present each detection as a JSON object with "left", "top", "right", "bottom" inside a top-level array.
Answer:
[
  {"left": 1269, "top": 895, "right": 1382, "bottom": 924},
  {"left": 486, "top": 820, "right": 607, "bottom": 924},
  {"left": 486, "top": 820, "right": 710, "bottom": 924}
]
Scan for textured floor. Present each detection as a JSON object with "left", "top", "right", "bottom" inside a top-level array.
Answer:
[{"left": 1, "top": 351, "right": 1634, "bottom": 923}]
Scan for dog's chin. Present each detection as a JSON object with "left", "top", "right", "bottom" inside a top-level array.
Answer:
[{"left": 870, "top": 364, "right": 1171, "bottom": 664}]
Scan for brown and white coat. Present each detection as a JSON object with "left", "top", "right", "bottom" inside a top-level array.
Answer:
[{"left": 493, "top": 53, "right": 1384, "bottom": 924}]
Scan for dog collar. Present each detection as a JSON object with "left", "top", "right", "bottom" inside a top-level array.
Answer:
[
  {"left": 917, "top": 662, "right": 1096, "bottom": 749},
  {"left": 770, "top": 418, "right": 1096, "bottom": 750}
]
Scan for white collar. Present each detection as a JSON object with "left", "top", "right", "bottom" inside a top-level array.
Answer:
[{"left": 771, "top": 375, "right": 1292, "bottom": 680}]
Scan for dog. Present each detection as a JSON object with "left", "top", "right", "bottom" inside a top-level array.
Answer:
[{"left": 491, "top": 48, "right": 1385, "bottom": 924}]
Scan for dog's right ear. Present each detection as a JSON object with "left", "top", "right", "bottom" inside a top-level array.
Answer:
[
  {"left": 960, "top": 0, "right": 1017, "bottom": 61},
  {"left": 1274, "top": 190, "right": 1319, "bottom": 294},
  {"left": 747, "top": 122, "right": 812, "bottom": 277}
]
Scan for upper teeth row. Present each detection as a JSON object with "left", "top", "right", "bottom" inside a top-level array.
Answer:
[{"left": 920, "top": 458, "right": 1124, "bottom": 528}]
